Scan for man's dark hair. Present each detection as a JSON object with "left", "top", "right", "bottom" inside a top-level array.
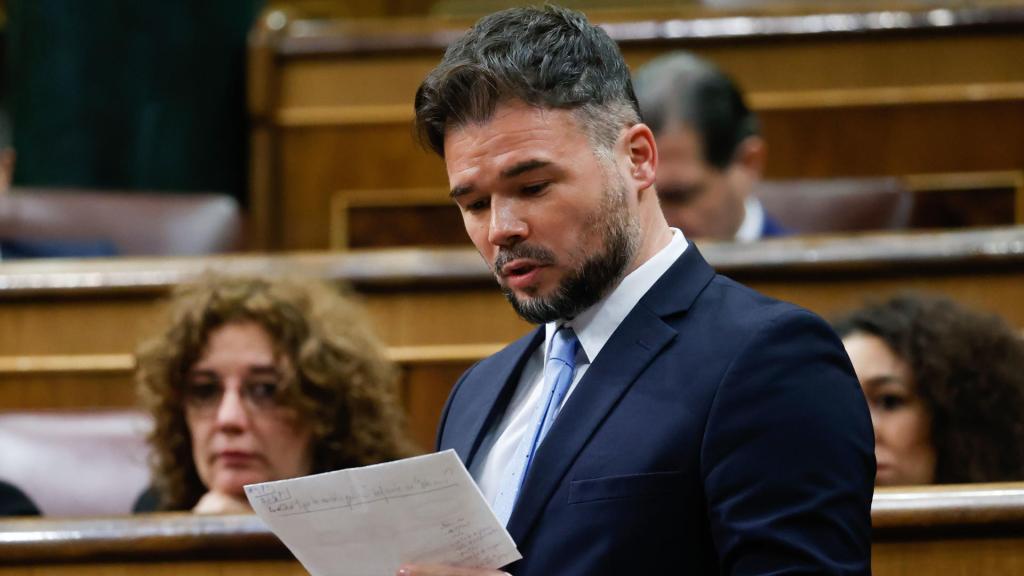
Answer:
[
  {"left": 414, "top": 4, "right": 641, "bottom": 158},
  {"left": 633, "top": 52, "right": 758, "bottom": 170},
  {"left": 833, "top": 293, "right": 1024, "bottom": 484}
]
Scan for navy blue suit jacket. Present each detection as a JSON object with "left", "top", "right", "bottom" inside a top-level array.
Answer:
[
  {"left": 761, "top": 212, "right": 789, "bottom": 238},
  {"left": 437, "top": 245, "right": 874, "bottom": 575}
]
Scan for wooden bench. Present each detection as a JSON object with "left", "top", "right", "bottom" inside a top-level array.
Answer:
[
  {"left": 1, "top": 227, "right": 1021, "bottom": 356},
  {"left": 248, "top": 5, "right": 1024, "bottom": 249},
  {"left": 0, "top": 483, "right": 1021, "bottom": 574},
  {"left": 3, "top": 227, "right": 1022, "bottom": 456}
]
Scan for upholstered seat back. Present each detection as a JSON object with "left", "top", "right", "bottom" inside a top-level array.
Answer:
[
  {"left": 757, "top": 178, "right": 913, "bottom": 234},
  {"left": 0, "top": 410, "right": 151, "bottom": 517},
  {"left": 0, "top": 188, "right": 242, "bottom": 256}
]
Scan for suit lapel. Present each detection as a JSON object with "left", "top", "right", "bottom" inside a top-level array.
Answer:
[
  {"left": 505, "top": 244, "right": 716, "bottom": 543},
  {"left": 447, "top": 327, "right": 546, "bottom": 468}
]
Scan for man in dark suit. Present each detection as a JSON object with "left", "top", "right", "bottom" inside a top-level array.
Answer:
[
  {"left": 633, "top": 51, "right": 788, "bottom": 241},
  {"left": 400, "top": 6, "right": 873, "bottom": 576},
  {"left": 0, "top": 480, "right": 39, "bottom": 516}
]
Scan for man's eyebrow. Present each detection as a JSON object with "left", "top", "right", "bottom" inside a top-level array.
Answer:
[
  {"left": 450, "top": 159, "right": 554, "bottom": 199},
  {"left": 501, "top": 159, "right": 552, "bottom": 179},
  {"left": 450, "top": 184, "right": 473, "bottom": 199}
]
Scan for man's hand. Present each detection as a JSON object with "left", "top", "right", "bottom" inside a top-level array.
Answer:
[
  {"left": 192, "top": 491, "right": 252, "bottom": 514},
  {"left": 396, "top": 564, "right": 511, "bottom": 576}
]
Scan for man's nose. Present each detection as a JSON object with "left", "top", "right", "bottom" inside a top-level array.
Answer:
[{"left": 487, "top": 198, "right": 528, "bottom": 246}]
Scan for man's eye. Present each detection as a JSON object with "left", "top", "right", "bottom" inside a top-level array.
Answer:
[
  {"left": 465, "top": 198, "right": 490, "bottom": 212},
  {"left": 522, "top": 182, "right": 549, "bottom": 195}
]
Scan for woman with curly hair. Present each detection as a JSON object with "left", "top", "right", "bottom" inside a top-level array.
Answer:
[
  {"left": 134, "top": 276, "right": 418, "bottom": 513},
  {"left": 833, "top": 293, "right": 1024, "bottom": 486}
]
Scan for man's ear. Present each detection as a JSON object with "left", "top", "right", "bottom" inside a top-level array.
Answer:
[
  {"left": 734, "top": 135, "right": 766, "bottom": 176},
  {"left": 623, "top": 123, "right": 657, "bottom": 191}
]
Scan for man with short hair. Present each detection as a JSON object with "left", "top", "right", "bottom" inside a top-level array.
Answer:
[
  {"left": 633, "top": 51, "right": 785, "bottom": 241},
  {"left": 400, "top": 6, "right": 873, "bottom": 575}
]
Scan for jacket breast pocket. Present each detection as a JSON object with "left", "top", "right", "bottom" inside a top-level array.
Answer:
[{"left": 568, "top": 471, "right": 683, "bottom": 504}]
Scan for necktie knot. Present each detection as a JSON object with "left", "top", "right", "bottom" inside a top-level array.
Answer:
[{"left": 549, "top": 326, "right": 579, "bottom": 367}]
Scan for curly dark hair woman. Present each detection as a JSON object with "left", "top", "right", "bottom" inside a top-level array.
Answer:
[
  {"left": 833, "top": 293, "right": 1024, "bottom": 485},
  {"left": 135, "top": 276, "right": 418, "bottom": 513}
]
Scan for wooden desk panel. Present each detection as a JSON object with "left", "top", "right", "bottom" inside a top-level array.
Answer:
[
  {"left": 1, "top": 484, "right": 1023, "bottom": 574},
  {"left": 0, "top": 561, "right": 305, "bottom": 575}
]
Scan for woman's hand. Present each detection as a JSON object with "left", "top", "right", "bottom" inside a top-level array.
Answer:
[{"left": 192, "top": 491, "right": 252, "bottom": 514}]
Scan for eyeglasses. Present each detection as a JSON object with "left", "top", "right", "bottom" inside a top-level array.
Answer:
[{"left": 183, "top": 368, "right": 292, "bottom": 417}]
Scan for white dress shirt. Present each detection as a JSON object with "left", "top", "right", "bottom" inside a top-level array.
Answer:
[
  {"left": 734, "top": 196, "right": 766, "bottom": 243},
  {"left": 471, "top": 228, "right": 689, "bottom": 505}
]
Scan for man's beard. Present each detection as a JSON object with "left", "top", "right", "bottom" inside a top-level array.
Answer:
[{"left": 494, "top": 177, "right": 641, "bottom": 325}]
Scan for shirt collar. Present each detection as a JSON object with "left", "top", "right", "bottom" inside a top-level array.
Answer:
[
  {"left": 734, "top": 196, "right": 764, "bottom": 243},
  {"left": 544, "top": 228, "right": 688, "bottom": 364}
]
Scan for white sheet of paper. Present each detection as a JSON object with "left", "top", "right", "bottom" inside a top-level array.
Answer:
[{"left": 245, "top": 449, "right": 521, "bottom": 576}]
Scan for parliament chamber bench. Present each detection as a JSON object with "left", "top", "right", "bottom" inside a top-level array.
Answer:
[
  {"left": 1, "top": 226, "right": 1022, "bottom": 455},
  {"left": 1, "top": 227, "right": 1021, "bottom": 356},
  {"left": 0, "top": 482, "right": 1021, "bottom": 575},
  {"left": 247, "top": 4, "right": 1024, "bottom": 249}
]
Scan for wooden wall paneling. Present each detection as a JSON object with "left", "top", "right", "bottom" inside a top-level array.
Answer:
[
  {"left": 902, "top": 170, "right": 1024, "bottom": 226},
  {"left": 743, "top": 271, "right": 1024, "bottom": 327},
  {"left": 248, "top": 10, "right": 288, "bottom": 250},
  {"left": 0, "top": 295, "right": 165, "bottom": 357},
  {"left": 357, "top": 288, "right": 530, "bottom": 347},
  {"left": 253, "top": 12, "right": 1024, "bottom": 250},
  {"left": 274, "top": 95, "right": 1024, "bottom": 247},
  {"left": 759, "top": 99, "right": 1024, "bottom": 179},
  {"left": 400, "top": 361, "right": 471, "bottom": 451},
  {"left": 621, "top": 32, "right": 1024, "bottom": 93},
  {"left": 872, "top": 538, "right": 1024, "bottom": 575},
  {"left": 277, "top": 55, "right": 442, "bottom": 109},
  {"left": 331, "top": 187, "right": 462, "bottom": 250},
  {"left": 278, "top": 125, "right": 449, "bottom": 250},
  {"left": 270, "top": 96, "right": 1024, "bottom": 250},
  {"left": 346, "top": 204, "right": 466, "bottom": 249}
]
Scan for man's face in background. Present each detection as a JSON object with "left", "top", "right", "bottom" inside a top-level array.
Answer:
[{"left": 654, "top": 123, "right": 758, "bottom": 240}]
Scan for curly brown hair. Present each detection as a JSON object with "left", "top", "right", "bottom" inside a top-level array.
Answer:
[
  {"left": 136, "top": 276, "right": 418, "bottom": 510},
  {"left": 833, "top": 293, "right": 1024, "bottom": 484}
]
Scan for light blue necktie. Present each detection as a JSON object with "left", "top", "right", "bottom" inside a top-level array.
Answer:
[{"left": 492, "top": 326, "right": 580, "bottom": 526}]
